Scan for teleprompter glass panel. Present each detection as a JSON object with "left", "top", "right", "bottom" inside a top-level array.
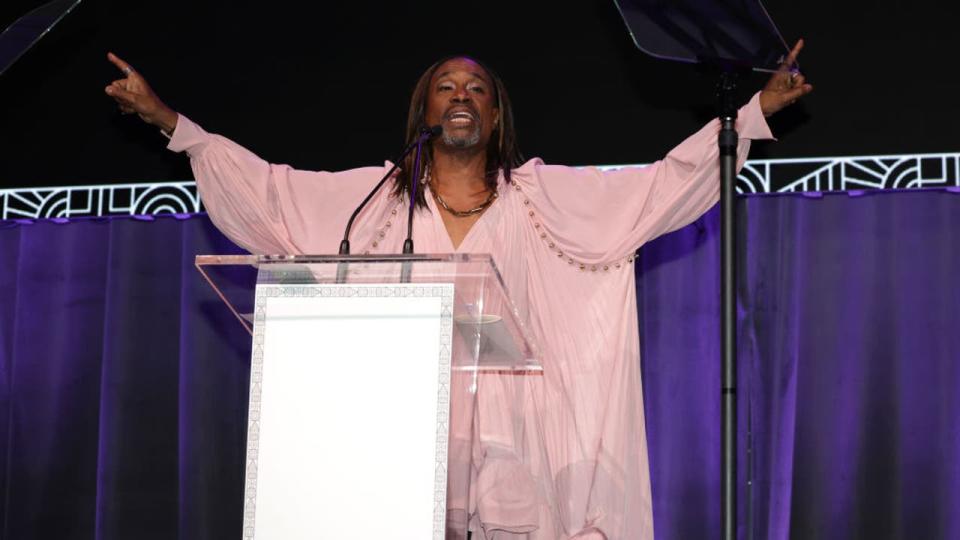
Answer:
[{"left": 613, "top": 0, "right": 794, "bottom": 73}]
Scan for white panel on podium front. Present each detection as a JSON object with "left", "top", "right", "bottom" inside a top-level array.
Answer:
[{"left": 243, "top": 283, "right": 454, "bottom": 540}]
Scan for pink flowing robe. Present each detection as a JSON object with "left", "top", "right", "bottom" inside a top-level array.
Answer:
[{"left": 168, "top": 93, "right": 773, "bottom": 539}]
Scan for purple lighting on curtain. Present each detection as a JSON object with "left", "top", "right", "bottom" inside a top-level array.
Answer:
[
  {"left": 0, "top": 216, "right": 250, "bottom": 540},
  {"left": 1, "top": 189, "right": 959, "bottom": 539},
  {"left": 638, "top": 188, "right": 960, "bottom": 540}
]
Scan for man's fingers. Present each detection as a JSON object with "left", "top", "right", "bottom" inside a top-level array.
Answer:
[
  {"left": 783, "top": 84, "right": 813, "bottom": 104},
  {"left": 107, "top": 51, "right": 134, "bottom": 76},
  {"left": 107, "top": 51, "right": 130, "bottom": 71},
  {"left": 105, "top": 84, "right": 138, "bottom": 107},
  {"left": 783, "top": 39, "right": 804, "bottom": 69}
]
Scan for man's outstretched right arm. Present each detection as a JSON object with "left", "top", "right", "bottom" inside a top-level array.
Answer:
[
  {"left": 167, "top": 115, "right": 371, "bottom": 255},
  {"left": 104, "top": 52, "right": 383, "bottom": 255}
]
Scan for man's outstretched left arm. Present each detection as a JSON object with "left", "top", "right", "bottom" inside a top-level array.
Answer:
[{"left": 515, "top": 41, "right": 812, "bottom": 266}]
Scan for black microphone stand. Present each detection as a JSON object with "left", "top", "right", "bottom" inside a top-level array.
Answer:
[
  {"left": 718, "top": 69, "right": 739, "bottom": 540},
  {"left": 610, "top": 4, "right": 796, "bottom": 537}
]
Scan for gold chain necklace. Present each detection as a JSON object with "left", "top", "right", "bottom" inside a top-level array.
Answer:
[
  {"left": 433, "top": 189, "right": 498, "bottom": 217},
  {"left": 426, "top": 167, "right": 498, "bottom": 218}
]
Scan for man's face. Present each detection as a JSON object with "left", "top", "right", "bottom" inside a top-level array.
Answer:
[{"left": 424, "top": 58, "right": 499, "bottom": 151}]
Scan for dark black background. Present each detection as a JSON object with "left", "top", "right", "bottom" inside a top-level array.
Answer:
[{"left": 0, "top": 0, "right": 957, "bottom": 188}]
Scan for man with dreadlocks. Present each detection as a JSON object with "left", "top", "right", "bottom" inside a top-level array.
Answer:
[{"left": 106, "top": 46, "right": 811, "bottom": 539}]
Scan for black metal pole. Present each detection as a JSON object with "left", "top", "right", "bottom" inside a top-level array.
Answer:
[{"left": 718, "top": 71, "right": 738, "bottom": 540}]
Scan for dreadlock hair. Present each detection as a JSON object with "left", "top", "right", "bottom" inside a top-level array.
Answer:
[{"left": 392, "top": 55, "right": 524, "bottom": 208}]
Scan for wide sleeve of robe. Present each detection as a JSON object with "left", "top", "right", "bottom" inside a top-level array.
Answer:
[
  {"left": 166, "top": 114, "right": 388, "bottom": 255},
  {"left": 494, "top": 93, "right": 773, "bottom": 540},
  {"left": 514, "top": 92, "right": 773, "bottom": 265}
]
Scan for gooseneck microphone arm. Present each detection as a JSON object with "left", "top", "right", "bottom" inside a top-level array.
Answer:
[
  {"left": 398, "top": 125, "right": 441, "bottom": 283},
  {"left": 402, "top": 125, "right": 440, "bottom": 255},
  {"left": 339, "top": 125, "right": 443, "bottom": 255}
]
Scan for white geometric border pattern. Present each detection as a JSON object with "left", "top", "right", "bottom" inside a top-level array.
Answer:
[
  {"left": 0, "top": 181, "right": 201, "bottom": 219},
  {"left": 3, "top": 153, "right": 957, "bottom": 220},
  {"left": 599, "top": 152, "right": 960, "bottom": 194},
  {"left": 734, "top": 153, "right": 960, "bottom": 193}
]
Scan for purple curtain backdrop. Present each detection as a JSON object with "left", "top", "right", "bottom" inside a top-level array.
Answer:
[
  {"left": 1, "top": 190, "right": 958, "bottom": 539},
  {"left": 0, "top": 215, "right": 250, "bottom": 540},
  {"left": 637, "top": 189, "right": 960, "bottom": 540}
]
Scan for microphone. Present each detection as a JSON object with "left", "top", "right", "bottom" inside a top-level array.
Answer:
[
  {"left": 336, "top": 125, "right": 441, "bottom": 284},
  {"left": 402, "top": 125, "right": 441, "bottom": 256},
  {"left": 339, "top": 124, "right": 442, "bottom": 256}
]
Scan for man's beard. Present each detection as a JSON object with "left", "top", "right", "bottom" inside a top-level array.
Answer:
[{"left": 441, "top": 125, "right": 482, "bottom": 149}]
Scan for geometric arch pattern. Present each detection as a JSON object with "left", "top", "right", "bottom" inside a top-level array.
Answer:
[
  {"left": 600, "top": 152, "right": 960, "bottom": 195},
  {"left": 1, "top": 181, "right": 201, "bottom": 220},
  {"left": 2, "top": 153, "right": 958, "bottom": 219},
  {"left": 735, "top": 152, "right": 959, "bottom": 193}
]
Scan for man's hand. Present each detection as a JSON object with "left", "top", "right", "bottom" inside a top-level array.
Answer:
[
  {"left": 104, "top": 52, "right": 178, "bottom": 134},
  {"left": 759, "top": 40, "right": 814, "bottom": 117}
]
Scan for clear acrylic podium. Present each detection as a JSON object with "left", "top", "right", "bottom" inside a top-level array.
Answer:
[{"left": 196, "top": 253, "right": 542, "bottom": 540}]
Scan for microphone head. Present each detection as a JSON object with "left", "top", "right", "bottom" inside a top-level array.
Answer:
[{"left": 425, "top": 124, "right": 443, "bottom": 138}]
